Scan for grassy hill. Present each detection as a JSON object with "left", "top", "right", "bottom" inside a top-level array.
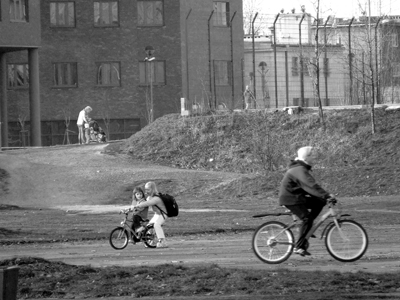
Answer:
[{"left": 119, "top": 107, "right": 400, "bottom": 198}]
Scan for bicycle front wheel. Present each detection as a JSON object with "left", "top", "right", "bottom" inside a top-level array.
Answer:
[
  {"left": 325, "top": 220, "right": 368, "bottom": 262},
  {"left": 143, "top": 225, "right": 158, "bottom": 248},
  {"left": 109, "top": 227, "right": 129, "bottom": 250},
  {"left": 252, "top": 221, "right": 294, "bottom": 264}
]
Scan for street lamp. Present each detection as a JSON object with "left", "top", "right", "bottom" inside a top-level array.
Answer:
[{"left": 144, "top": 46, "right": 155, "bottom": 123}]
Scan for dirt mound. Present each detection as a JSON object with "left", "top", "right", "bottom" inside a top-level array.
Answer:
[{"left": 120, "top": 109, "right": 400, "bottom": 197}]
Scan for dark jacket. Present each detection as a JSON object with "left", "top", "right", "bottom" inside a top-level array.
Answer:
[{"left": 278, "top": 159, "right": 329, "bottom": 206}]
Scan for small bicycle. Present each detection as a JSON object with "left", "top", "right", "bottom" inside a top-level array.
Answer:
[
  {"left": 252, "top": 198, "right": 368, "bottom": 264},
  {"left": 109, "top": 210, "right": 158, "bottom": 249}
]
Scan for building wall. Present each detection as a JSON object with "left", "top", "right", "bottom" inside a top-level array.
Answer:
[
  {"left": 0, "top": 0, "right": 41, "bottom": 47},
  {"left": 5, "top": 0, "right": 244, "bottom": 133},
  {"left": 179, "top": 0, "right": 244, "bottom": 110},
  {"left": 244, "top": 37, "right": 347, "bottom": 108}
]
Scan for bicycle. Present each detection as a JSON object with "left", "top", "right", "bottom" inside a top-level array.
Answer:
[
  {"left": 252, "top": 198, "right": 368, "bottom": 264},
  {"left": 109, "top": 210, "right": 158, "bottom": 249}
]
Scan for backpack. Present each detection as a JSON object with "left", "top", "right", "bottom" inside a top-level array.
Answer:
[{"left": 156, "top": 193, "right": 179, "bottom": 218}]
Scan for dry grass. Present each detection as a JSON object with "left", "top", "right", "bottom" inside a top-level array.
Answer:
[{"left": 1, "top": 256, "right": 400, "bottom": 299}]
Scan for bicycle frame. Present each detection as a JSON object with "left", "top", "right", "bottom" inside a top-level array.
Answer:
[
  {"left": 273, "top": 204, "right": 344, "bottom": 244},
  {"left": 119, "top": 214, "right": 147, "bottom": 240}
]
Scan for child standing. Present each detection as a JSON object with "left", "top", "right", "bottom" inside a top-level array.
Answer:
[{"left": 127, "top": 186, "right": 148, "bottom": 243}]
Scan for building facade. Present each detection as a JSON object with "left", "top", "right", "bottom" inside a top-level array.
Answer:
[
  {"left": 244, "top": 13, "right": 400, "bottom": 109},
  {"left": 1, "top": 0, "right": 244, "bottom": 146},
  {"left": 0, "top": 0, "right": 41, "bottom": 147},
  {"left": 244, "top": 13, "right": 347, "bottom": 109}
]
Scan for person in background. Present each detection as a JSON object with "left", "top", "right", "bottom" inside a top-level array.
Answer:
[
  {"left": 278, "top": 146, "right": 336, "bottom": 256},
  {"left": 134, "top": 181, "right": 168, "bottom": 248},
  {"left": 244, "top": 85, "right": 253, "bottom": 110},
  {"left": 76, "top": 106, "right": 92, "bottom": 144}
]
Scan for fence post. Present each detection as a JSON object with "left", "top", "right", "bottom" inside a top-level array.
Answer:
[
  {"left": 251, "top": 12, "right": 258, "bottom": 102},
  {"left": 323, "top": 16, "right": 331, "bottom": 106},
  {"left": 0, "top": 266, "right": 19, "bottom": 300},
  {"left": 207, "top": 10, "right": 214, "bottom": 110},
  {"left": 375, "top": 17, "right": 383, "bottom": 104},
  {"left": 273, "top": 13, "right": 280, "bottom": 108},
  {"left": 299, "top": 14, "right": 306, "bottom": 107},
  {"left": 348, "top": 17, "right": 355, "bottom": 104}
]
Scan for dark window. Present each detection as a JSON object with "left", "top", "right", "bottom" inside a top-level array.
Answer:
[
  {"left": 97, "top": 62, "right": 120, "bottom": 86},
  {"left": 53, "top": 62, "right": 78, "bottom": 87},
  {"left": 392, "top": 34, "right": 399, "bottom": 47},
  {"left": 301, "top": 56, "right": 311, "bottom": 75},
  {"left": 10, "top": 0, "right": 28, "bottom": 22},
  {"left": 7, "top": 63, "right": 29, "bottom": 88},
  {"left": 137, "top": 0, "right": 163, "bottom": 26},
  {"left": 323, "top": 58, "right": 330, "bottom": 77},
  {"left": 394, "top": 63, "right": 400, "bottom": 77},
  {"left": 50, "top": 2, "right": 75, "bottom": 27},
  {"left": 214, "top": 60, "right": 231, "bottom": 85},
  {"left": 213, "top": 2, "right": 229, "bottom": 27},
  {"left": 139, "top": 60, "right": 165, "bottom": 85},
  {"left": 291, "top": 57, "right": 298, "bottom": 76},
  {"left": 94, "top": 1, "right": 119, "bottom": 27}
]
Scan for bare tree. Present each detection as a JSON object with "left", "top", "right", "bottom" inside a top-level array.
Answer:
[{"left": 243, "top": 0, "right": 266, "bottom": 35}]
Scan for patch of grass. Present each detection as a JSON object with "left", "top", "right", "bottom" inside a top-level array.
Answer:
[{"left": 1, "top": 257, "right": 400, "bottom": 299}]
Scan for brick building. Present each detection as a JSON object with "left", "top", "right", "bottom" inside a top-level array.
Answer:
[
  {"left": 1, "top": 0, "right": 244, "bottom": 146},
  {"left": 0, "top": 0, "right": 41, "bottom": 147}
]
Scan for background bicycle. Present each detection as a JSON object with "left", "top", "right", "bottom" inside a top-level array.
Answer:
[{"left": 252, "top": 199, "right": 369, "bottom": 264}]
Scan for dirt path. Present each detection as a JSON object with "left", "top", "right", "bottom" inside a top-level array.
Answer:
[
  {"left": 1, "top": 229, "right": 399, "bottom": 274},
  {"left": 1, "top": 144, "right": 400, "bottom": 275}
]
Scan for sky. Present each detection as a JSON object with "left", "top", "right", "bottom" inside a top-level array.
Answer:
[{"left": 251, "top": 0, "right": 400, "bottom": 18}]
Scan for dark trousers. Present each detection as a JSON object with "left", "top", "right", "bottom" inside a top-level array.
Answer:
[
  {"left": 285, "top": 195, "right": 326, "bottom": 250},
  {"left": 132, "top": 215, "right": 144, "bottom": 231}
]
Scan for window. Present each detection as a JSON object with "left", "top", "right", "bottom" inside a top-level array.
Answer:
[
  {"left": 50, "top": 2, "right": 75, "bottom": 27},
  {"left": 213, "top": 2, "right": 229, "bottom": 27},
  {"left": 97, "top": 62, "right": 120, "bottom": 86},
  {"left": 139, "top": 60, "right": 165, "bottom": 85},
  {"left": 391, "top": 34, "right": 399, "bottom": 47},
  {"left": 291, "top": 57, "right": 298, "bottom": 76},
  {"left": 137, "top": 0, "right": 163, "bottom": 26},
  {"left": 323, "top": 58, "right": 330, "bottom": 76},
  {"left": 10, "top": 0, "right": 28, "bottom": 22},
  {"left": 7, "top": 64, "right": 29, "bottom": 88},
  {"left": 94, "top": 1, "right": 119, "bottom": 27},
  {"left": 53, "top": 63, "right": 77, "bottom": 87},
  {"left": 214, "top": 60, "right": 231, "bottom": 85},
  {"left": 394, "top": 63, "right": 400, "bottom": 78}
]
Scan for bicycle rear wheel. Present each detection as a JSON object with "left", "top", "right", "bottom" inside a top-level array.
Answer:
[
  {"left": 252, "top": 221, "right": 294, "bottom": 264},
  {"left": 109, "top": 227, "right": 129, "bottom": 250},
  {"left": 143, "top": 225, "right": 157, "bottom": 248},
  {"left": 325, "top": 220, "right": 368, "bottom": 262}
]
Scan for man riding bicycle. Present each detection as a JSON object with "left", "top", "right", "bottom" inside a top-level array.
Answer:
[{"left": 278, "top": 146, "right": 335, "bottom": 256}]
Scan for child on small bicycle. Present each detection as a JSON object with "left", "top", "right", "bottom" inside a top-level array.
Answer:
[{"left": 123, "top": 186, "right": 148, "bottom": 243}]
